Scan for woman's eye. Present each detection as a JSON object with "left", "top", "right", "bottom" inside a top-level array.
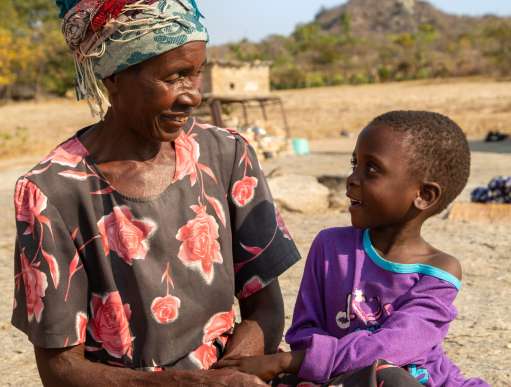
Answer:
[{"left": 165, "top": 74, "right": 182, "bottom": 83}]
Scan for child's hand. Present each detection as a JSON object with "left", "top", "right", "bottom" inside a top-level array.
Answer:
[{"left": 214, "top": 353, "right": 286, "bottom": 382}]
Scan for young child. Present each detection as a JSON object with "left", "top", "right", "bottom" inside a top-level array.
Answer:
[{"left": 216, "top": 111, "right": 489, "bottom": 386}]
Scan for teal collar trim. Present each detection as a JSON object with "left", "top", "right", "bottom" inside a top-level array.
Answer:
[{"left": 363, "top": 229, "right": 462, "bottom": 290}]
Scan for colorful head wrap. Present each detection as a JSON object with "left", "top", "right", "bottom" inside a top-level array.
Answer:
[{"left": 57, "top": 0, "right": 209, "bottom": 118}]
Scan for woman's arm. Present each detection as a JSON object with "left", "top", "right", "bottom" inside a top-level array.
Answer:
[
  {"left": 35, "top": 344, "right": 266, "bottom": 387},
  {"left": 223, "top": 279, "right": 284, "bottom": 359}
]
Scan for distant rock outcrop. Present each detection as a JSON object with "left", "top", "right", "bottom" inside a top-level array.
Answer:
[{"left": 314, "top": 0, "right": 501, "bottom": 38}]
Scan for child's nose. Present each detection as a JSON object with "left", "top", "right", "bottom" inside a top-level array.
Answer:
[{"left": 347, "top": 171, "right": 360, "bottom": 187}]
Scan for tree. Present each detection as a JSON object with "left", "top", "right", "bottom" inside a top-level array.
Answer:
[{"left": 484, "top": 21, "right": 511, "bottom": 76}]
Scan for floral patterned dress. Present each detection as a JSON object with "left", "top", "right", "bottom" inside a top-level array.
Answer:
[{"left": 11, "top": 118, "right": 301, "bottom": 371}]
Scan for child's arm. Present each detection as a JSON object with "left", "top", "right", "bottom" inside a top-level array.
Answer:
[
  {"left": 285, "top": 232, "right": 333, "bottom": 349},
  {"left": 296, "top": 276, "right": 459, "bottom": 384},
  {"left": 214, "top": 351, "right": 305, "bottom": 382}
]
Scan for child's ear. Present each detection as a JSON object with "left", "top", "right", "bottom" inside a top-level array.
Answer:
[{"left": 414, "top": 182, "right": 442, "bottom": 211}]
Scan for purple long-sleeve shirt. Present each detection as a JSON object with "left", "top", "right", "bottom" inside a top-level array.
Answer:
[{"left": 285, "top": 227, "right": 488, "bottom": 386}]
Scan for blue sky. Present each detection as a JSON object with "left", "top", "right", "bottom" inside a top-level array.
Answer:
[{"left": 199, "top": 0, "right": 511, "bottom": 45}]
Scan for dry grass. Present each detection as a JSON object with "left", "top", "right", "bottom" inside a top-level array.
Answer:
[
  {"left": 1, "top": 78, "right": 510, "bottom": 160},
  {"left": 276, "top": 78, "right": 511, "bottom": 139}
]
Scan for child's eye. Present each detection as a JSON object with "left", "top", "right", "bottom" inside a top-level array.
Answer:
[{"left": 366, "top": 164, "right": 378, "bottom": 174}]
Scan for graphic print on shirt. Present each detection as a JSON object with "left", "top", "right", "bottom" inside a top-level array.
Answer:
[{"left": 335, "top": 289, "right": 393, "bottom": 330}]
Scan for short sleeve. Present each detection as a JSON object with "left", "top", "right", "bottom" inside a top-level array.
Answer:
[
  {"left": 228, "top": 136, "right": 301, "bottom": 299},
  {"left": 12, "top": 178, "right": 88, "bottom": 349}
]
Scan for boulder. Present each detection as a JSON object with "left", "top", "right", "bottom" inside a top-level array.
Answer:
[{"left": 267, "top": 174, "right": 330, "bottom": 213}]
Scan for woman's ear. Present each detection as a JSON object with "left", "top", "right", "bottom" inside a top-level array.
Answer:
[
  {"left": 414, "top": 182, "right": 442, "bottom": 211},
  {"left": 102, "top": 74, "right": 119, "bottom": 95}
]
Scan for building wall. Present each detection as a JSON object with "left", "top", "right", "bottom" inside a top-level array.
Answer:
[{"left": 202, "top": 64, "right": 270, "bottom": 96}]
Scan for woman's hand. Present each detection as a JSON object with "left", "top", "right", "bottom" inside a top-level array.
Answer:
[
  {"left": 215, "top": 351, "right": 306, "bottom": 382},
  {"left": 214, "top": 352, "right": 288, "bottom": 382}
]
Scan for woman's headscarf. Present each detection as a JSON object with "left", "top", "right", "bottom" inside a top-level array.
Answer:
[{"left": 57, "top": 0, "right": 209, "bottom": 118}]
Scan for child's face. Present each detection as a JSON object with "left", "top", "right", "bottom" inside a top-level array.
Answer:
[{"left": 346, "top": 124, "right": 422, "bottom": 229}]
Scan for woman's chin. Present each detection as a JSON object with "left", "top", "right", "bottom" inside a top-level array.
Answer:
[{"left": 155, "top": 120, "right": 185, "bottom": 141}]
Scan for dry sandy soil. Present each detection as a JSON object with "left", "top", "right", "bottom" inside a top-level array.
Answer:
[{"left": 0, "top": 79, "right": 510, "bottom": 386}]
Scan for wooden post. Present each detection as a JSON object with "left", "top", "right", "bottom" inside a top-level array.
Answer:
[{"left": 210, "top": 99, "right": 224, "bottom": 127}]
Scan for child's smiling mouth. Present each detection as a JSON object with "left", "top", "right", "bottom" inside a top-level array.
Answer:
[{"left": 347, "top": 193, "right": 363, "bottom": 207}]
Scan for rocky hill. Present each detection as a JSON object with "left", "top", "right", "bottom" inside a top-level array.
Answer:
[
  {"left": 313, "top": 0, "right": 494, "bottom": 38},
  {"left": 209, "top": 0, "right": 511, "bottom": 89}
]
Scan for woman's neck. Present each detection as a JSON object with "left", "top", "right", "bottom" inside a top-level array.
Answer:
[{"left": 81, "top": 111, "right": 172, "bottom": 164}]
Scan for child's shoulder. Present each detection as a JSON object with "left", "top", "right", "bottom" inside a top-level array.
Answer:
[
  {"left": 314, "top": 226, "right": 359, "bottom": 244},
  {"left": 310, "top": 227, "right": 362, "bottom": 258},
  {"left": 424, "top": 250, "right": 462, "bottom": 281}
]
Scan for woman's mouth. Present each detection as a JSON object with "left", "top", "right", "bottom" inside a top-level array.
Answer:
[{"left": 159, "top": 114, "right": 189, "bottom": 125}]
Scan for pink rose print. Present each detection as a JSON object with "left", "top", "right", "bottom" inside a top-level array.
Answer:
[
  {"left": 231, "top": 176, "right": 258, "bottom": 207},
  {"left": 14, "top": 178, "right": 48, "bottom": 235},
  {"left": 20, "top": 250, "right": 48, "bottom": 323},
  {"left": 173, "top": 131, "right": 200, "bottom": 186},
  {"left": 203, "top": 310, "right": 235, "bottom": 343},
  {"left": 75, "top": 312, "right": 88, "bottom": 345},
  {"left": 238, "top": 276, "right": 265, "bottom": 299},
  {"left": 41, "top": 137, "right": 88, "bottom": 167},
  {"left": 176, "top": 204, "right": 223, "bottom": 284},
  {"left": 275, "top": 207, "right": 292, "bottom": 240},
  {"left": 89, "top": 291, "right": 133, "bottom": 359},
  {"left": 97, "top": 206, "right": 157, "bottom": 265},
  {"left": 189, "top": 342, "right": 217, "bottom": 370},
  {"left": 150, "top": 295, "right": 181, "bottom": 325}
]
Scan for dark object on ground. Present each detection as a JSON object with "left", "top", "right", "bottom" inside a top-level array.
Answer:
[
  {"left": 484, "top": 131, "right": 509, "bottom": 143},
  {"left": 471, "top": 176, "right": 511, "bottom": 204}
]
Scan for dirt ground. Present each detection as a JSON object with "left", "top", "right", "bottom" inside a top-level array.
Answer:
[{"left": 0, "top": 79, "right": 510, "bottom": 386}]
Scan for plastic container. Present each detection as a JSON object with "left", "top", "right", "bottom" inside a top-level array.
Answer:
[{"left": 292, "top": 138, "right": 310, "bottom": 156}]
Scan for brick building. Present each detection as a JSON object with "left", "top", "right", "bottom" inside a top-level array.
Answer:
[{"left": 202, "top": 60, "right": 271, "bottom": 96}]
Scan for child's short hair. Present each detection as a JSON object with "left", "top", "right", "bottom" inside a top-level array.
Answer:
[{"left": 368, "top": 111, "right": 471, "bottom": 211}]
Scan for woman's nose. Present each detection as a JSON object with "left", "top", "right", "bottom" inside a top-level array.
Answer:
[{"left": 177, "top": 79, "right": 202, "bottom": 107}]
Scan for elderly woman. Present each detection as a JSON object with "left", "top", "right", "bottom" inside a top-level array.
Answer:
[{"left": 12, "top": 1, "right": 300, "bottom": 385}]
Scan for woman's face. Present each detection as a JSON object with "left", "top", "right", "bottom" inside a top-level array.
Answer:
[{"left": 106, "top": 41, "right": 207, "bottom": 143}]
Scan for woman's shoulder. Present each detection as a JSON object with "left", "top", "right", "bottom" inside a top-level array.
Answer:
[
  {"left": 192, "top": 119, "right": 251, "bottom": 152},
  {"left": 16, "top": 135, "right": 90, "bottom": 202}
]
